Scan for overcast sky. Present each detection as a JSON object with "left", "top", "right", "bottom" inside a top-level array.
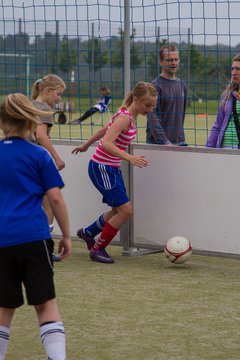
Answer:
[{"left": 0, "top": 0, "right": 240, "bottom": 47}]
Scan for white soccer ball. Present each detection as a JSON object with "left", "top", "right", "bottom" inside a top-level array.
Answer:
[{"left": 164, "top": 236, "right": 192, "bottom": 264}]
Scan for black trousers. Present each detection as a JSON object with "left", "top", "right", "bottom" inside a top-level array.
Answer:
[{"left": 79, "top": 107, "right": 99, "bottom": 122}]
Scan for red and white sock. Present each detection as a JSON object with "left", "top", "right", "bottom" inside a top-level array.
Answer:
[{"left": 92, "top": 222, "right": 118, "bottom": 250}]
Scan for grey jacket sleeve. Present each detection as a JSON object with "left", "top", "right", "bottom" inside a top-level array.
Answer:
[{"left": 146, "top": 110, "right": 171, "bottom": 144}]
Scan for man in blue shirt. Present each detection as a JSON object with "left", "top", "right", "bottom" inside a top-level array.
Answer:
[{"left": 146, "top": 44, "right": 187, "bottom": 146}]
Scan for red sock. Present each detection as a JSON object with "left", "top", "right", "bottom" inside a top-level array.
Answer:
[{"left": 93, "top": 222, "right": 118, "bottom": 250}]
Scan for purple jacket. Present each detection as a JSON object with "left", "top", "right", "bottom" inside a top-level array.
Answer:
[{"left": 206, "top": 93, "right": 237, "bottom": 148}]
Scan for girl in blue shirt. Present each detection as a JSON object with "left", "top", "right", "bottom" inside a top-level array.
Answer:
[{"left": 0, "top": 93, "right": 71, "bottom": 360}]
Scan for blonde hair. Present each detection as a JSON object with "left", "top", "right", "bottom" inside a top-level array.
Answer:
[
  {"left": 0, "top": 93, "right": 53, "bottom": 138},
  {"left": 120, "top": 81, "right": 157, "bottom": 109},
  {"left": 221, "top": 54, "right": 240, "bottom": 108},
  {"left": 31, "top": 74, "right": 66, "bottom": 100}
]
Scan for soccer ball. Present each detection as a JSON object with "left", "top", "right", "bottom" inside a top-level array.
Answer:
[{"left": 164, "top": 236, "right": 192, "bottom": 264}]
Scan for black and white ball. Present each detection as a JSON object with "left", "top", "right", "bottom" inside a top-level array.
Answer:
[{"left": 164, "top": 236, "right": 192, "bottom": 264}]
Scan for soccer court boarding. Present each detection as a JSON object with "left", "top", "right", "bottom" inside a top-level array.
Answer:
[{"left": 53, "top": 141, "right": 240, "bottom": 259}]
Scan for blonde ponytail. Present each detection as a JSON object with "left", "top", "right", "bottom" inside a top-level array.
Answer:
[
  {"left": 31, "top": 74, "right": 66, "bottom": 100},
  {"left": 120, "top": 82, "right": 157, "bottom": 109},
  {"left": 0, "top": 93, "right": 53, "bottom": 137}
]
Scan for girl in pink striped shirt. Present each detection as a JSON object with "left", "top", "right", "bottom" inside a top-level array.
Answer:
[{"left": 72, "top": 82, "right": 157, "bottom": 263}]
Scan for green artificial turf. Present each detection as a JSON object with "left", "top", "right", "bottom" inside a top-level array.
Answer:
[{"left": 6, "top": 240, "right": 240, "bottom": 360}]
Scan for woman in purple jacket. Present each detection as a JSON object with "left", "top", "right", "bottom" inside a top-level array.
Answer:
[{"left": 206, "top": 54, "right": 240, "bottom": 149}]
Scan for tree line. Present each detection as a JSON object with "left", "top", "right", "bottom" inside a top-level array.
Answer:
[{"left": 0, "top": 29, "right": 240, "bottom": 100}]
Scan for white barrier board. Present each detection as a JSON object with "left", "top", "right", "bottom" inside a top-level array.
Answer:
[
  {"left": 53, "top": 142, "right": 240, "bottom": 256},
  {"left": 132, "top": 146, "right": 240, "bottom": 255}
]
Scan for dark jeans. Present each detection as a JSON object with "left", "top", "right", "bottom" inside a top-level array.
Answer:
[{"left": 79, "top": 107, "right": 99, "bottom": 122}]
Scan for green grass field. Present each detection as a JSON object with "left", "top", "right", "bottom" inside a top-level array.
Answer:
[
  {"left": 51, "top": 100, "right": 218, "bottom": 146},
  {"left": 6, "top": 240, "right": 240, "bottom": 360},
  {"left": 0, "top": 98, "right": 217, "bottom": 145}
]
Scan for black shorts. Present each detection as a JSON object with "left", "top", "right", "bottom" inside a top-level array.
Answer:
[{"left": 0, "top": 239, "right": 56, "bottom": 308}]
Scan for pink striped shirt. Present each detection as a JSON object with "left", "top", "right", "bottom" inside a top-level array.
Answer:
[{"left": 92, "top": 108, "right": 137, "bottom": 167}]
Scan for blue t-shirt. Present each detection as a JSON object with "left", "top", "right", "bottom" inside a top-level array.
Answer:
[
  {"left": 95, "top": 95, "right": 112, "bottom": 113},
  {"left": 0, "top": 137, "right": 64, "bottom": 247}
]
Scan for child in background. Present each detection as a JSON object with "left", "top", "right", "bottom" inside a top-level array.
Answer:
[
  {"left": 72, "top": 82, "right": 157, "bottom": 264},
  {"left": 32, "top": 74, "right": 66, "bottom": 234},
  {"left": 71, "top": 86, "right": 112, "bottom": 124},
  {"left": 0, "top": 93, "right": 71, "bottom": 360}
]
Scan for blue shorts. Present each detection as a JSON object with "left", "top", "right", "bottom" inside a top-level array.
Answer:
[{"left": 88, "top": 160, "right": 129, "bottom": 207}]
